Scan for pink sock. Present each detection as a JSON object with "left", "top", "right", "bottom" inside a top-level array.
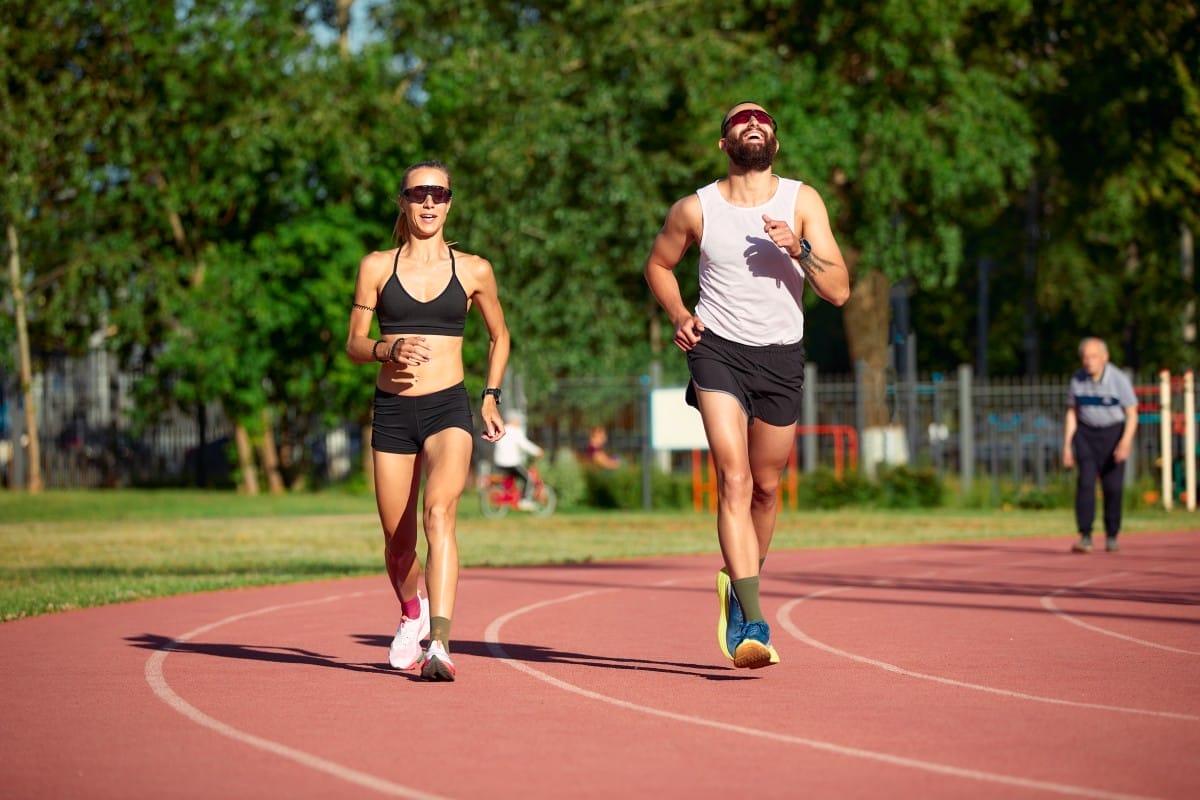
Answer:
[{"left": 401, "top": 595, "right": 421, "bottom": 620}]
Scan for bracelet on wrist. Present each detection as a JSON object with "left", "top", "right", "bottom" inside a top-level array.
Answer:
[
  {"left": 388, "top": 337, "right": 406, "bottom": 363},
  {"left": 372, "top": 340, "right": 387, "bottom": 362}
]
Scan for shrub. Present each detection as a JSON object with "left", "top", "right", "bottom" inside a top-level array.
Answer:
[
  {"left": 874, "top": 465, "right": 944, "bottom": 509},
  {"left": 541, "top": 447, "right": 587, "bottom": 509},
  {"left": 794, "top": 467, "right": 874, "bottom": 509},
  {"left": 582, "top": 465, "right": 694, "bottom": 510}
]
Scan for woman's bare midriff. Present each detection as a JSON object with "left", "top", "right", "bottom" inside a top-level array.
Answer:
[{"left": 375, "top": 334, "right": 465, "bottom": 396}]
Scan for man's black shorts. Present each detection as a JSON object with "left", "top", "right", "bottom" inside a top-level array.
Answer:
[{"left": 685, "top": 330, "right": 805, "bottom": 426}]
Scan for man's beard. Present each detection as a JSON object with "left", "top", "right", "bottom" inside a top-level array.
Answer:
[{"left": 725, "top": 135, "right": 775, "bottom": 170}]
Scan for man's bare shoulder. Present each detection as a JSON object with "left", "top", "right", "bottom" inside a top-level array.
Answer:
[
  {"left": 792, "top": 181, "right": 834, "bottom": 221},
  {"left": 795, "top": 181, "right": 827, "bottom": 205},
  {"left": 665, "top": 192, "right": 703, "bottom": 230}
]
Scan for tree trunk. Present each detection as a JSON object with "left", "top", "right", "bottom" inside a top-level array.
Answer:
[
  {"left": 336, "top": 0, "right": 354, "bottom": 59},
  {"left": 6, "top": 223, "right": 42, "bottom": 492},
  {"left": 259, "top": 408, "right": 285, "bottom": 494},
  {"left": 842, "top": 268, "right": 892, "bottom": 427},
  {"left": 234, "top": 423, "right": 260, "bottom": 495}
]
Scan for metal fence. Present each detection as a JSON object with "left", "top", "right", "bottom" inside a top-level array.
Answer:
[
  {"left": 2, "top": 357, "right": 1189, "bottom": 500},
  {"left": 799, "top": 364, "right": 1163, "bottom": 492}
]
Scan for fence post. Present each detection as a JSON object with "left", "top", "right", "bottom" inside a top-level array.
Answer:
[
  {"left": 1185, "top": 370, "right": 1195, "bottom": 511},
  {"left": 854, "top": 359, "right": 866, "bottom": 445},
  {"left": 958, "top": 364, "right": 974, "bottom": 494},
  {"left": 803, "top": 363, "right": 818, "bottom": 473},
  {"left": 640, "top": 373, "right": 652, "bottom": 510},
  {"left": 1161, "top": 369, "right": 1173, "bottom": 511},
  {"left": 905, "top": 334, "right": 918, "bottom": 461}
]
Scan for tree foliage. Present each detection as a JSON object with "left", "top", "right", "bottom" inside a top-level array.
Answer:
[{"left": 3, "top": 0, "right": 1196, "bottom": 486}]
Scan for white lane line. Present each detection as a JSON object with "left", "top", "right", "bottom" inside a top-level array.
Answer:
[
  {"left": 144, "top": 591, "right": 452, "bottom": 800},
  {"left": 483, "top": 586, "right": 1164, "bottom": 800},
  {"left": 777, "top": 590, "right": 1197, "bottom": 721},
  {"left": 1041, "top": 574, "right": 1200, "bottom": 656}
]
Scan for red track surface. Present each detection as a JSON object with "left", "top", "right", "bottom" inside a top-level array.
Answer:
[{"left": 2, "top": 531, "right": 1198, "bottom": 799}]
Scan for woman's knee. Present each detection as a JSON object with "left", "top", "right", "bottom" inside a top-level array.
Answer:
[
  {"left": 423, "top": 500, "right": 460, "bottom": 536},
  {"left": 751, "top": 480, "right": 779, "bottom": 508},
  {"left": 384, "top": 532, "right": 417, "bottom": 560}
]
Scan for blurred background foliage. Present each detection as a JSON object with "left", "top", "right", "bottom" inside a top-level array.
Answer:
[{"left": 2, "top": 0, "right": 1197, "bottom": 469}]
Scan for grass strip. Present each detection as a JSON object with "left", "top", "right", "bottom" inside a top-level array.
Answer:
[{"left": 1, "top": 490, "right": 1194, "bottom": 622}]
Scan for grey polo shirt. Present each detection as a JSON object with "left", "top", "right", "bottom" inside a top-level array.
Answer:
[{"left": 1068, "top": 364, "right": 1137, "bottom": 428}]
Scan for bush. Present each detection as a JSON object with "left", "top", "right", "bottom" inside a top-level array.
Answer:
[
  {"left": 582, "top": 464, "right": 694, "bottom": 510},
  {"left": 1006, "top": 476, "right": 1073, "bottom": 509},
  {"left": 540, "top": 447, "right": 587, "bottom": 509},
  {"left": 794, "top": 467, "right": 874, "bottom": 509},
  {"left": 875, "top": 465, "right": 945, "bottom": 509}
]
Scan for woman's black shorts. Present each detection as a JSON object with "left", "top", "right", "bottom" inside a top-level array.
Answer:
[
  {"left": 685, "top": 330, "right": 806, "bottom": 426},
  {"left": 372, "top": 382, "right": 473, "bottom": 454}
]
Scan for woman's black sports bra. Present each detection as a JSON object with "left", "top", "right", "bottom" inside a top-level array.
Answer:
[{"left": 376, "top": 249, "right": 468, "bottom": 335}]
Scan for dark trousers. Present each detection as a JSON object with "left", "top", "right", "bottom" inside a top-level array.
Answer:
[
  {"left": 1072, "top": 423, "right": 1126, "bottom": 538},
  {"left": 498, "top": 465, "right": 532, "bottom": 498}
]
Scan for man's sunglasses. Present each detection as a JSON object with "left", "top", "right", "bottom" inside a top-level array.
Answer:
[
  {"left": 721, "top": 109, "right": 776, "bottom": 136},
  {"left": 401, "top": 185, "right": 453, "bottom": 204}
]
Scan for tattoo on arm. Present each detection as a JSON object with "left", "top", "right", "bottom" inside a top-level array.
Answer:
[
  {"left": 352, "top": 302, "right": 375, "bottom": 312},
  {"left": 797, "top": 251, "right": 832, "bottom": 279}
]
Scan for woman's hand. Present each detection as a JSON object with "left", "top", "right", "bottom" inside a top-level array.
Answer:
[{"left": 387, "top": 336, "right": 431, "bottom": 367}]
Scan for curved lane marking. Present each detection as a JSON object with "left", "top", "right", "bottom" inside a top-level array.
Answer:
[
  {"left": 779, "top": 588, "right": 1196, "bottom": 721},
  {"left": 144, "top": 591, "right": 452, "bottom": 800},
  {"left": 1041, "top": 573, "right": 1200, "bottom": 656},
  {"left": 484, "top": 585, "right": 1163, "bottom": 800}
]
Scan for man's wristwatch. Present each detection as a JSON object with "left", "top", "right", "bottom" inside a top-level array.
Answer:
[
  {"left": 481, "top": 388, "right": 502, "bottom": 405},
  {"left": 793, "top": 238, "right": 813, "bottom": 262}
]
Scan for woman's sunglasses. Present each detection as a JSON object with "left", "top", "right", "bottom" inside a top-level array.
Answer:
[
  {"left": 721, "top": 109, "right": 776, "bottom": 136},
  {"left": 401, "top": 185, "right": 453, "bottom": 204}
]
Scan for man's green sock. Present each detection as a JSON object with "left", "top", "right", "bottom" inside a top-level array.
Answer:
[{"left": 731, "top": 576, "right": 764, "bottom": 622}]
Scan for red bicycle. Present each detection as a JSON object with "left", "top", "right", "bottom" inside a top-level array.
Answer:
[{"left": 479, "top": 465, "right": 557, "bottom": 518}]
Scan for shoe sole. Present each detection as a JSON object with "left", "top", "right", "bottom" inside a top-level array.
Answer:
[
  {"left": 420, "top": 655, "right": 456, "bottom": 682},
  {"left": 733, "top": 639, "right": 779, "bottom": 669},
  {"left": 1071, "top": 544, "right": 1092, "bottom": 554},
  {"left": 716, "top": 570, "right": 733, "bottom": 661}
]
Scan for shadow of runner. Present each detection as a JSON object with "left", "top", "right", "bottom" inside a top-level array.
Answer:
[
  {"left": 125, "top": 633, "right": 415, "bottom": 678},
  {"left": 127, "top": 633, "right": 755, "bottom": 681},
  {"left": 478, "top": 639, "right": 756, "bottom": 681}
]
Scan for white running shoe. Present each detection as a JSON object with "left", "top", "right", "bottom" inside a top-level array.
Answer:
[
  {"left": 420, "top": 640, "right": 457, "bottom": 682},
  {"left": 387, "top": 595, "right": 430, "bottom": 670}
]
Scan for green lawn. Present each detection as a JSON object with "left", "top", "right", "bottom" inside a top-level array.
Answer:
[{"left": 1, "top": 489, "right": 1195, "bottom": 622}]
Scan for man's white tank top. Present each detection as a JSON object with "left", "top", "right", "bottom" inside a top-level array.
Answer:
[{"left": 694, "top": 177, "right": 806, "bottom": 346}]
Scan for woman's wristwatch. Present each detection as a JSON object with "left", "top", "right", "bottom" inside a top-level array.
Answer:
[{"left": 481, "top": 388, "right": 502, "bottom": 405}]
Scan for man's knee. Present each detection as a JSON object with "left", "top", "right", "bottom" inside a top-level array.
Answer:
[{"left": 717, "top": 469, "right": 754, "bottom": 503}]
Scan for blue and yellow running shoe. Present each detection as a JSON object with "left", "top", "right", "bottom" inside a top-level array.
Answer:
[{"left": 734, "top": 620, "right": 780, "bottom": 669}]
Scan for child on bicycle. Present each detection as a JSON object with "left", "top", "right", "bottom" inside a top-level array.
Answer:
[{"left": 492, "top": 411, "right": 544, "bottom": 509}]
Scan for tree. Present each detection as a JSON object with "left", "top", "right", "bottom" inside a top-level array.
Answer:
[
  {"left": 1021, "top": 0, "right": 1200, "bottom": 375},
  {"left": 1, "top": 2, "right": 119, "bottom": 490},
  {"left": 69, "top": 1, "right": 409, "bottom": 490},
  {"left": 371, "top": 0, "right": 1038, "bottom": 426}
]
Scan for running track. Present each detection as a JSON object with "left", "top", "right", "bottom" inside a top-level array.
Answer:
[{"left": 2, "top": 531, "right": 1198, "bottom": 799}]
